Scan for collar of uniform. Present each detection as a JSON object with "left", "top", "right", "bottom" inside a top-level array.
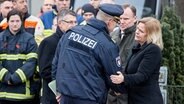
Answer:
[
  {"left": 5, "top": 26, "right": 25, "bottom": 36},
  {"left": 87, "top": 18, "right": 109, "bottom": 34}
]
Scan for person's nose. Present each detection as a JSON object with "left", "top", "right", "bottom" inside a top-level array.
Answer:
[
  {"left": 63, "top": 1, "right": 67, "bottom": 5},
  {"left": 24, "top": 1, "right": 28, "bottom": 6}
]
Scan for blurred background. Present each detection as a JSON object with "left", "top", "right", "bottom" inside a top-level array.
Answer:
[{"left": 27, "top": 0, "right": 184, "bottom": 23}]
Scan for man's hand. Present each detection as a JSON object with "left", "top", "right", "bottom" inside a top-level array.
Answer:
[
  {"left": 110, "top": 71, "right": 124, "bottom": 84},
  {"left": 114, "top": 91, "right": 121, "bottom": 96},
  {"left": 56, "top": 93, "right": 61, "bottom": 104}
]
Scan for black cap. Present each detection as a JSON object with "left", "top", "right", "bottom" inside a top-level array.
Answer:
[
  {"left": 99, "top": 3, "right": 123, "bottom": 17},
  {"left": 82, "top": 3, "right": 96, "bottom": 15}
]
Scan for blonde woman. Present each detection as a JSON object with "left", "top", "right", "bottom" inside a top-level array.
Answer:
[{"left": 111, "top": 17, "right": 164, "bottom": 104}]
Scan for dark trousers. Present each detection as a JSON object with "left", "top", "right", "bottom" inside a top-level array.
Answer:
[
  {"left": 41, "top": 79, "right": 57, "bottom": 104},
  {"left": 0, "top": 100, "right": 34, "bottom": 104},
  {"left": 106, "top": 90, "right": 128, "bottom": 104},
  {"left": 60, "top": 95, "right": 99, "bottom": 104}
]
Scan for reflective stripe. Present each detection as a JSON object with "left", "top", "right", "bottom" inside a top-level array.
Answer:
[
  {"left": 43, "top": 29, "right": 54, "bottom": 37},
  {"left": 25, "top": 80, "right": 30, "bottom": 95},
  {"left": 0, "top": 68, "right": 8, "bottom": 81},
  {"left": 0, "top": 18, "right": 8, "bottom": 30},
  {"left": 0, "top": 54, "right": 26, "bottom": 60},
  {"left": 35, "top": 35, "right": 45, "bottom": 45},
  {"left": 0, "top": 92, "right": 34, "bottom": 100},
  {"left": 0, "top": 22, "right": 8, "bottom": 30},
  {"left": 36, "top": 66, "right": 39, "bottom": 72},
  {"left": 0, "top": 80, "right": 33, "bottom": 100},
  {"left": 24, "top": 21, "right": 37, "bottom": 28},
  {"left": 0, "top": 53, "right": 37, "bottom": 60},
  {"left": 16, "top": 69, "right": 27, "bottom": 83},
  {"left": 27, "top": 53, "right": 37, "bottom": 59}
]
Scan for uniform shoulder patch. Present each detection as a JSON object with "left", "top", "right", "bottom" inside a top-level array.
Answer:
[{"left": 116, "top": 56, "right": 121, "bottom": 67}]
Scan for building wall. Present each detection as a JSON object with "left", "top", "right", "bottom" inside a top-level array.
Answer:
[
  {"left": 175, "top": 0, "right": 184, "bottom": 23},
  {"left": 30, "top": 0, "right": 43, "bottom": 16}
]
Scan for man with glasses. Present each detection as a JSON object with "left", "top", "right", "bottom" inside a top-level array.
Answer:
[
  {"left": 52, "top": 4, "right": 125, "bottom": 104},
  {"left": 38, "top": 9, "right": 77, "bottom": 104}
]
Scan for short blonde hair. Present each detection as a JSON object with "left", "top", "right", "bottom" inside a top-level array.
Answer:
[{"left": 137, "top": 17, "right": 164, "bottom": 50}]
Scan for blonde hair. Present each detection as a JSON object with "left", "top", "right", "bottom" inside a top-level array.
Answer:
[{"left": 137, "top": 17, "right": 163, "bottom": 50}]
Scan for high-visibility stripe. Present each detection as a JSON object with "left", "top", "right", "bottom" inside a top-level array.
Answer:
[
  {"left": 0, "top": 92, "right": 34, "bottom": 99},
  {"left": 43, "top": 29, "right": 54, "bottom": 37},
  {"left": 0, "top": 22, "right": 8, "bottom": 30},
  {"left": 26, "top": 53, "right": 37, "bottom": 59},
  {"left": 0, "top": 68, "right": 8, "bottom": 81},
  {"left": 0, "top": 53, "right": 37, "bottom": 60},
  {"left": 0, "top": 80, "right": 34, "bottom": 100},
  {"left": 16, "top": 69, "right": 27, "bottom": 83},
  {"left": 24, "top": 21, "right": 37, "bottom": 28},
  {"left": 25, "top": 80, "right": 30, "bottom": 95},
  {"left": 0, "top": 54, "right": 26, "bottom": 60},
  {"left": 36, "top": 66, "right": 39, "bottom": 72}
]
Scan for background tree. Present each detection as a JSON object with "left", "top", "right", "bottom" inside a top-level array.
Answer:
[{"left": 161, "top": 6, "right": 184, "bottom": 104}]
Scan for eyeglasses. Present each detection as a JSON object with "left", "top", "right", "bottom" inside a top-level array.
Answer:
[
  {"left": 62, "top": 20, "right": 77, "bottom": 24},
  {"left": 113, "top": 18, "right": 120, "bottom": 25},
  {"left": 108, "top": 18, "right": 120, "bottom": 26}
]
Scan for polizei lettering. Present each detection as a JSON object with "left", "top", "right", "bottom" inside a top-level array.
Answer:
[{"left": 68, "top": 32, "right": 97, "bottom": 49}]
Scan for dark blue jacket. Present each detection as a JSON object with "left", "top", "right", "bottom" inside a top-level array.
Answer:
[
  {"left": 0, "top": 28, "right": 39, "bottom": 101},
  {"left": 52, "top": 18, "right": 125, "bottom": 103}
]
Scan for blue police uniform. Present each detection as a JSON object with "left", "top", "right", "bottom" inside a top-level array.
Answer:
[{"left": 52, "top": 4, "right": 124, "bottom": 104}]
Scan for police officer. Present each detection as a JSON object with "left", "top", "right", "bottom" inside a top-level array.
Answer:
[{"left": 52, "top": 3, "right": 125, "bottom": 104}]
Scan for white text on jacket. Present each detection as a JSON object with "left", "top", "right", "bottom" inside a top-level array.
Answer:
[{"left": 68, "top": 32, "right": 97, "bottom": 49}]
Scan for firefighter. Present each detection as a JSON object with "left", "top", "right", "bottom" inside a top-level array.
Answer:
[{"left": 0, "top": 9, "right": 39, "bottom": 104}]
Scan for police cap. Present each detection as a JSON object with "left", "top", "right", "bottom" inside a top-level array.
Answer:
[{"left": 99, "top": 3, "right": 123, "bottom": 18}]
